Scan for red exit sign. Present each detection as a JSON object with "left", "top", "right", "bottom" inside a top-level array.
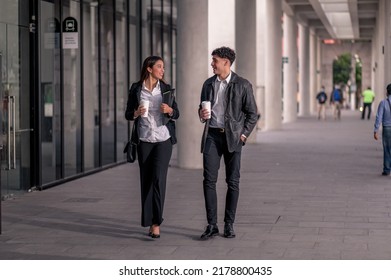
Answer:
[{"left": 323, "top": 39, "right": 335, "bottom": 44}]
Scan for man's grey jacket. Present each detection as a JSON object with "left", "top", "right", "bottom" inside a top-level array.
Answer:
[{"left": 199, "top": 71, "right": 258, "bottom": 153}]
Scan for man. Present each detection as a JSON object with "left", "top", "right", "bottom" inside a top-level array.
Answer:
[
  {"left": 330, "top": 84, "right": 342, "bottom": 120},
  {"left": 374, "top": 83, "right": 391, "bottom": 176},
  {"left": 316, "top": 86, "right": 327, "bottom": 120},
  {"left": 198, "top": 47, "right": 258, "bottom": 239},
  {"left": 362, "top": 86, "right": 375, "bottom": 120}
]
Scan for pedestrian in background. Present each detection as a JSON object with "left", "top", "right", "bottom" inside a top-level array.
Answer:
[
  {"left": 316, "top": 86, "right": 327, "bottom": 120},
  {"left": 362, "top": 86, "right": 375, "bottom": 120},
  {"left": 198, "top": 47, "right": 258, "bottom": 240},
  {"left": 125, "top": 56, "right": 180, "bottom": 238},
  {"left": 330, "top": 84, "right": 342, "bottom": 120},
  {"left": 374, "top": 83, "right": 391, "bottom": 176}
]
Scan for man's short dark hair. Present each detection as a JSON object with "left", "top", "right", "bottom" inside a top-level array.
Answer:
[
  {"left": 387, "top": 83, "right": 391, "bottom": 95},
  {"left": 211, "top": 47, "right": 236, "bottom": 65}
]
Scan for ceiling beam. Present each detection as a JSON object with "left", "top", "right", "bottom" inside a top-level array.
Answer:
[
  {"left": 308, "top": 0, "right": 337, "bottom": 38},
  {"left": 283, "top": 1, "right": 309, "bottom": 26},
  {"left": 285, "top": 0, "right": 310, "bottom": 5},
  {"left": 283, "top": 0, "right": 295, "bottom": 17},
  {"left": 348, "top": 0, "right": 360, "bottom": 39},
  {"left": 359, "top": 18, "right": 376, "bottom": 27},
  {"left": 308, "top": 19, "right": 324, "bottom": 27},
  {"left": 294, "top": 5, "right": 314, "bottom": 13}
]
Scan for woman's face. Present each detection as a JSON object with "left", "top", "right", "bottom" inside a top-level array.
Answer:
[{"left": 148, "top": 60, "right": 164, "bottom": 80}]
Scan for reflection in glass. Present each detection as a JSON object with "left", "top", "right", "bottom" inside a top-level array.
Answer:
[
  {"left": 141, "top": 0, "right": 151, "bottom": 58},
  {"left": 116, "top": 0, "right": 128, "bottom": 160},
  {"left": 83, "top": 0, "right": 100, "bottom": 170},
  {"left": 100, "top": 0, "right": 115, "bottom": 165},
  {"left": 63, "top": 0, "right": 82, "bottom": 177},
  {"left": 40, "top": 0, "right": 62, "bottom": 184},
  {"left": 1, "top": 0, "right": 32, "bottom": 194},
  {"left": 129, "top": 0, "right": 139, "bottom": 84}
]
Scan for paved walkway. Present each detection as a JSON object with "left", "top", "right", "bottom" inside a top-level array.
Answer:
[{"left": 1, "top": 110, "right": 390, "bottom": 260}]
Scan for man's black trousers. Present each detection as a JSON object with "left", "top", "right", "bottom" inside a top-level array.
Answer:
[{"left": 203, "top": 128, "right": 242, "bottom": 225}]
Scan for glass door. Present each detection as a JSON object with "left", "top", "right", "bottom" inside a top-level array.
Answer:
[{"left": 0, "top": 1, "right": 33, "bottom": 197}]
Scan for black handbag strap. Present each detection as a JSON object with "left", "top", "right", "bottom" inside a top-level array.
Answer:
[
  {"left": 387, "top": 98, "right": 391, "bottom": 111},
  {"left": 130, "top": 120, "right": 137, "bottom": 143}
]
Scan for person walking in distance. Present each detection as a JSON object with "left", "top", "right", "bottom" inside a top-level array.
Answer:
[
  {"left": 362, "top": 86, "right": 375, "bottom": 120},
  {"left": 316, "top": 86, "right": 327, "bottom": 120},
  {"left": 374, "top": 83, "right": 391, "bottom": 176},
  {"left": 330, "top": 84, "right": 342, "bottom": 120},
  {"left": 198, "top": 47, "right": 258, "bottom": 239}
]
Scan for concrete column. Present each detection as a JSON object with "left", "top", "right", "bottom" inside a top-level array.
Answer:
[
  {"left": 374, "top": 0, "right": 386, "bottom": 109},
  {"left": 256, "top": 0, "right": 266, "bottom": 129},
  {"left": 309, "top": 30, "right": 317, "bottom": 115},
  {"left": 350, "top": 53, "right": 357, "bottom": 110},
  {"left": 371, "top": 37, "right": 377, "bottom": 97},
  {"left": 283, "top": 13, "right": 298, "bottom": 123},
  {"left": 176, "top": 0, "right": 208, "bottom": 169},
  {"left": 235, "top": 0, "right": 257, "bottom": 142},
  {"left": 320, "top": 42, "right": 333, "bottom": 95},
  {"left": 360, "top": 45, "right": 372, "bottom": 100},
  {"left": 264, "top": 0, "right": 282, "bottom": 130},
  {"left": 384, "top": 0, "right": 391, "bottom": 95},
  {"left": 373, "top": 0, "right": 391, "bottom": 109},
  {"left": 316, "top": 38, "right": 322, "bottom": 98},
  {"left": 208, "top": 0, "right": 235, "bottom": 76},
  {"left": 299, "top": 24, "right": 310, "bottom": 116},
  {"left": 235, "top": 0, "right": 256, "bottom": 97}
]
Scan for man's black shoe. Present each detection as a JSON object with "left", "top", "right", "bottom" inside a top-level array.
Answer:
[
  {"left": 223, "top": 223, "right": 236, "bottom": 238},
  {"left": 200, "top": 224, "right": 219, "bottom": 240},
  {"left": 382, "top": 172, "right": 390, "bottom": 176}
]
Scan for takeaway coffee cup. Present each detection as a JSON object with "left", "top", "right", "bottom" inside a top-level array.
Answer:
[
  {"left": 201, "top": 101, "right": 211, "bottom": 119},
  {"left": 140, "top": 100, "right": 150, "bottom": 117}
]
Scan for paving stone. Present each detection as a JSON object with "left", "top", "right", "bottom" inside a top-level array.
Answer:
[{"left": 1, "top": 111, "right": 389, "bottom": 260}]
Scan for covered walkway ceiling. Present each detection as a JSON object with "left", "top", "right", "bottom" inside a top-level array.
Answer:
[{"left": 283, "top": 0, "right": 379, "bottom": 40}]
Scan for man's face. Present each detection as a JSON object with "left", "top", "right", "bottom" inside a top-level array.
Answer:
[{"left": 211, "top": 55, "right": 229, "bottom": 75}]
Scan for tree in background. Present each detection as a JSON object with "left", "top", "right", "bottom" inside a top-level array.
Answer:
[
  {"left": 333, "top": 53, "right": 351, "bottom": 86},
  {"left": 355, "top": 59, "right": 362, "bottom": 92},
  {"left": 333, "top": 52, "right": 362, "bottom": 88},
  {"left": 333, "top": 52, "right": 363, "bottom": 109}
]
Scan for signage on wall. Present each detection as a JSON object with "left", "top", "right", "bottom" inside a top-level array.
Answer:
[
  {"left": 44, "top": 17, "right": 60, "bottom": 49},
  {"left": 62, "top": 17, "right": 79, "bottom": 49}
]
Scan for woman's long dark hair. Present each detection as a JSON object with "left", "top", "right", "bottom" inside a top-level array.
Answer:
[{"left": 139, "top": 55, "right": 164, "bottom": 82}]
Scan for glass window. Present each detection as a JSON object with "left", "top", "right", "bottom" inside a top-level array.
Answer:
[
  {"left": 100, "top": 0, "right": 115, "bottom": 165},
  {"left": 152, "top": 0, "right": 163, "bottom": 57},
  {"left": 129, "top": 0, "right": 139, "bottom": 85},
  {"left": 171, "top": 0, "right": 177, "bottom": 87},
  {"left": 141, "top": 0, "right": 151, "bottom": 58},
  {"left": 40, "top": 0, "right": 62, "bottom": 184},
  {"left": 63, "top": 0, "right": 82, "bottom": 177},
  {"left": 116, "top": 0, "right": 127, "bottom": 160},
  {"left": 162, "top": 0, "right": 172, "bottom": 83},
  {"left": 83, "top": 0, "right": 99, "bottom": 171},
  {"left": 0, "top": 0, "right": 32, "bottom": 194}
]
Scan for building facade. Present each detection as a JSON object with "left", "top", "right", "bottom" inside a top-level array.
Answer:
[
  {"left": 2, "top": 0, "right": 391, "bottom": 200},
  {"left": 0, "top": 0, "right": 177, "bottom": 198}
]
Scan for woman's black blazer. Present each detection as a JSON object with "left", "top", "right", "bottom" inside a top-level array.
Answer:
[{"left": 125, "top": 81, "right": 180, "bottom": 145}]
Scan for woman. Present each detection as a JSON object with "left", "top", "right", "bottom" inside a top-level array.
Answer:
[{"left": 125, "top": 56, "right": 179, "bottom": 238}]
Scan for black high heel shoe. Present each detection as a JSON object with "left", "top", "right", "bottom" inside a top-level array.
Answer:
[{"left": 149, "top": 225, "right": 160, "bottom": 238}]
